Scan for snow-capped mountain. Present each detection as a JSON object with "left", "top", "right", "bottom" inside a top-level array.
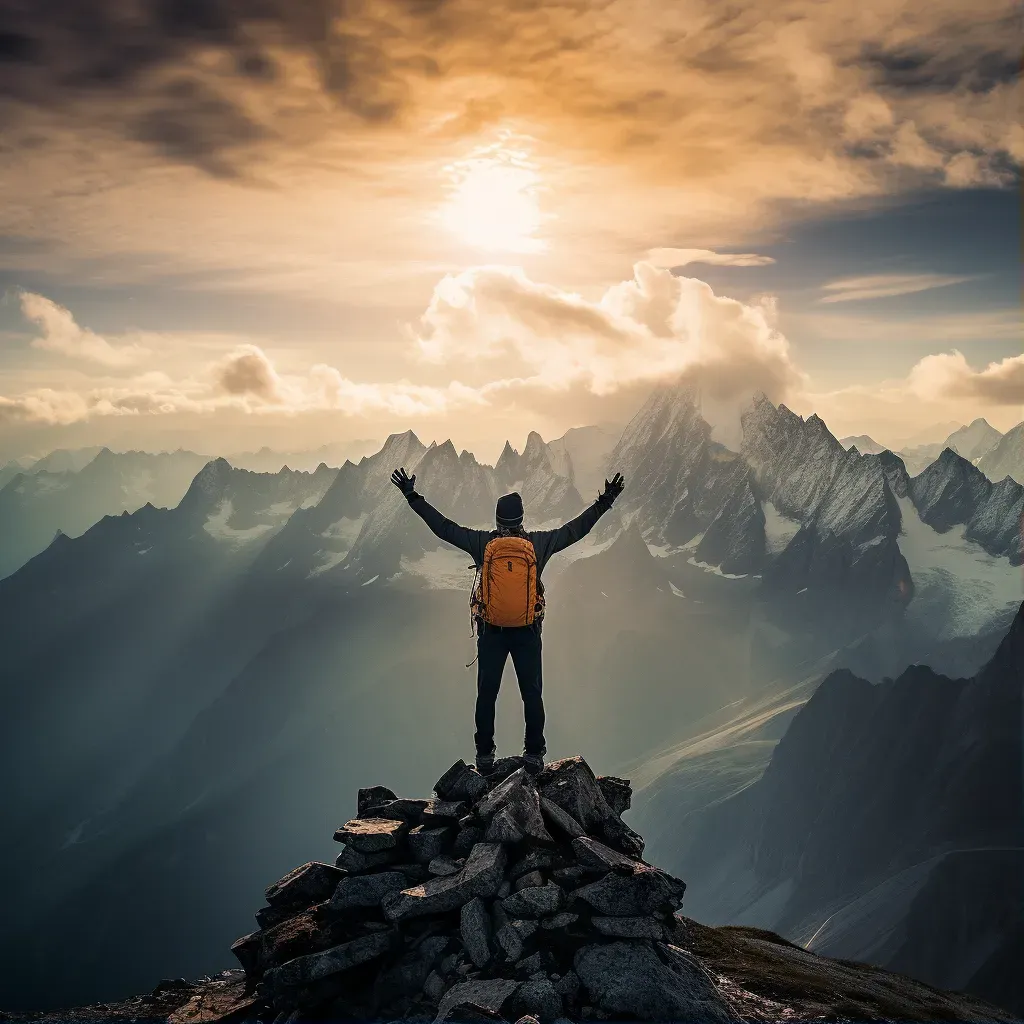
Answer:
[
  {"left": 226, "top": 439, "right": 378, "bottom": 473},
  {"left": 0, "top": 447, "right": 211, "bottom": 579},
  {"left": 978, "top": 421, "right": 1024, "bottom": 485},
  {"left": 943, "top": 417, "right": 1002, "bottom": 462}
]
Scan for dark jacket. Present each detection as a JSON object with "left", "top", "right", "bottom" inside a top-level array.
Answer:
[{"left": 405, "top": 492, "right": 613, "bottom": 575}]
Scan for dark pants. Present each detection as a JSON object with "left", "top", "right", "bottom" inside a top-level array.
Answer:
[{"left": 475, "top": 623, "right": 545, "bottom": 757}]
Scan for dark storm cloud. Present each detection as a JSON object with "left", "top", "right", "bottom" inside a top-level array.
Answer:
[{"left": 858, "top": 36, "right": 1020, "bottom": 95}]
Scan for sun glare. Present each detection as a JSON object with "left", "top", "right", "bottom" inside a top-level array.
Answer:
[{"left": 440, "top": 132, "right": 546, "bottom": 253}]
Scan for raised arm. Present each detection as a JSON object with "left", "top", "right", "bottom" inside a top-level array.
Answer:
[
  {"left": 391, "top": 467, "right": 488, "bottom": 563},
  {"left": 532, "top": 473, "right": 625, "bottom": 564}
]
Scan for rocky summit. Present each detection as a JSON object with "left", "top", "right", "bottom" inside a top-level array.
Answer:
[{"left": 5, "top": 755, "right": 1016, "bottom": 1024}]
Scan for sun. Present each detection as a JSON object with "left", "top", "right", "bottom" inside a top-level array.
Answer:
[{"left": 440, "top": 132, "right": 546, "bottom": 254}]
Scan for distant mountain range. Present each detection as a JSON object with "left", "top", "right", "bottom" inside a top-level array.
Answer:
[
  {"left": 635, "top": 599, "right": 1024, "bottom": 1016},
  {"left": 843, "top": 418, "right": 1012, "bottom": 477},
  {"left": 0, "top": 384, "right": 1020, "bottom": 1012}
]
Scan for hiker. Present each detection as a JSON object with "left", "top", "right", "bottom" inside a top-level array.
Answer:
[{"left": 390, "top": 466, "right": 625, "bottom": 776}]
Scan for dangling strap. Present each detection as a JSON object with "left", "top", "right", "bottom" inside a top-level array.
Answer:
[{"left": 466, "top": 562, "right": 482, "bottom": 668}]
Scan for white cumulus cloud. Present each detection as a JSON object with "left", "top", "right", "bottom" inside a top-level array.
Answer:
[
  {"left": 909, "top": 350, "right": 1024, "bottom": 404},
  {"left": 412, "top": 262, "right": 802, "bottom": 403}
]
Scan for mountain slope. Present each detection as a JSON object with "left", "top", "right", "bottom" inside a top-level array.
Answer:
[
  {"left": 0, "top": 448, "right": 210, "bottom": 578},
  {"left": 978, "top": 421, "right": 1024, "bottom": 485},
  {"left": 644, "top": 601, "right": 1024, "bottom": 1014},
  {"left": 943, "top": 418, "right": 1002, "bottom": 461}
]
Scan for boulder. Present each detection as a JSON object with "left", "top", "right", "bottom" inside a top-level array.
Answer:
[
  {"left": 509, "top": 850, "right": 564, "bottom": 881},
  {"left": 229, "top": 931, "right": 260, "bottom": 975},
  {"left": 422, "top": 799, "right": 469, "bottom": 825},
  {"left": 333, "top": 818, "right": 409, "bottom": 853},
  {"left": 596, "top": 776, "right": 631, "bottom": 817},
  {"left": 539, "top": 797, "right": 585, "bottom": 841},
  {"left": 571, "top": 866, "right": 685, "bottom": 916},
  {"left": 510, "top": 976, "right": 563, "bottom": 1022},
  {"left": 257, "top": 908, "right": 330, "bottom": 970},
  {"left": 335, "top": 846, "right": 402, "bottom": 874},
  {"left": 429, "top": 855, "right": 462, "bottom": 876},
  {"left": 592, "top": 915, "right": 665, "bottom": 940},
  {"left": 408, "top": 825, "right": 452, "bottom": 863},
  {"left": 264, "top": 931, "right": 394, "bottom": 992},
  {"left": 357, "top": 786, "right": 397, "bottom": 815},
  {"left": 329, "top": 871, "right": 408, "bottom": 911},
  {"left": 514, "top": 870, "right": 545, "bottom": 892},
  {"left": 435, "top": 760, "right": 490, "bottom": 803},
  {"left": 383, "top": 843, "right": 507, "bottom": 922},
  {"left": 502, "top": 883, "right": 563, "bottom": 918},
  {"left": 540, "top": 912, "right": 578, "bottom": 930},
  {"left": 600, "top": 815, "right": 645, "bottom": 859},
  {"left": 574, "top": 941, "right": 734, "bottom": 1022},
  {"left": 571, "top": 836, "right": 641, "bottom": 874},
  {"left": 374, "top": 935, "right": 449, "bottom": 998},
  {"left": 486, "top": 806, "right": 526, "bottom": 843},
  {"left": 434, "top": 979, "right": 521, "bottom": 1022},
  {"left": 460, "top": 897, "right": 492, "bottom": 968},
  {"left": 453, "top": 826, "right": 485, "bottom": 858},
  {"left": 264, "top": 862, "right": 344, "bottom": 908},
  {"left": 537, "top": 757, "right": 613, "bottom": 831},
  {"left": 361, "top": 798, "right": 430, "bottom": 823},
  {"left": 477, "top": 769, "right": 551, "bottom": 842}
]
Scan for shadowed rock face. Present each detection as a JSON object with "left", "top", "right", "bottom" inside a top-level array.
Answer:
[{"left": 13, "top": 754, "right": 1008, "bottom": 1024}]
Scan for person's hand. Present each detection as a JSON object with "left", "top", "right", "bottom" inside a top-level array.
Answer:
[
  {"left": 600, "top": 472, "right": 625, "bottom": 505},
  {"left": 391, "top": 467, "right": 416, "bottom": 497}
]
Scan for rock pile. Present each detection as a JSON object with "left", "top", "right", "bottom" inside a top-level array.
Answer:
[{"left": 230, "top": 755, "right": 737, "bottom": 1023}]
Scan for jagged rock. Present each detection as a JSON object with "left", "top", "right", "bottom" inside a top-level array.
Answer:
[
  {"left": 510, "top": 850, "right": 564, "bottom": 880},
  {"left": 362, "top": 798, "right": 430, "bottom": 823},
  {"left": 571, "top": 836, "right": 640, "bottom": 874},
  {"left": 393, "top": 863, "right": 431, "bottom": 882},
  {"left": 486, "top": 805, "right": 527, "bottom": 843},
  {"left": 538, "top": 757, "right": 614, "bottom": 831},
  {"left": 256, "top": 908, "right": 333, "bottom": 971},
  {"left": 264, "top": 931, "right": 394, "bottom": 992},
  {"left": 230, "top": 932, "right": 260, "bottom": 974},
  {"left": 383, "top": 843, "right": 507, "bottom": 922},
  {"left": 571, "top": 866, "right": 685, "bottom": 916},
  {"left": 429, "top": 854, "right": 462, "bottom": 876},
  {"left": 596, "top": 776, "right": 631, "bottom": 817},
  {"left": 478, "top": 768, "right": 552, "bottom": 842},
  {"left": 454, "top": 826, "right": 485, "bottom": 858},
  {"left": 333, "top": 818, "right": 409, "bottom": 853},
  {"left": 494, "top": 923, "right": 524, "bottom": 963},
  {"left": 550, "top": 865, "right": 586, "bottom": 888},
  {"left": 423, "top": 799, "right": 468, "bottom": 825},
  {"left": 600, "top": 815, "right": 645, "bottom": 859},
  {"left": 592, "top": 915, "right": 665, "bottom": 939},
  {"left": 435, "top": 760, "right": 490, "bottom": 803},
  {"left": 502, "top": 883, "right": 563, "bottom": 918},
  {"left": 514, "top": 1016, "right": 541, "bottom": 1024},
  {"left": 460, "top": 897, "right": 492, "bottom": 968},
  {"left": 497, "top": 879, "right": 512, "bottom": 899},
  {"left": 374, "top": 935, "right": 449, "bottom": 998},
  {"left": 329, "top": 871, "right": 408, "bottom": 911},
  {"left": 486, "top": 756, "right": 526, "bottom": 785},
  {"left": 539, "top": 797, "right": 585, "bottom": 840},
  {"left": 540, "top": 912, "right": 578, "bottom": 930},
  {"left": 408, "top": 825, "right": 452, "bottom": 862},
  {"left": 574, "top": 941, "right": 734, "bottom": 1022},
  {"left": 255, "top": 905, "right": 294, "bottom": 930},
  {"left": 514, "top": 870, "right": 545, "bottom": 891},
  {"left": 335, "top": 846, "right": 402, "bottom": 874},
  {"left": 435, "top": 979, "right": 521, "bottom": 1021},
  {"left": 358, "top": 786, "right": 397, "bottom": 815},
  {"left": 264, "top": 862, "right": 345, "bottom": 908},
  {"left": 511, "top": 976, "right": 563, "bottom": 1022},
  {"left": 424, "top": 969, "right": 446, "bottom": 1002},
  {"left": 554, "top": 970, "right": 580, "bottom": 1002}
]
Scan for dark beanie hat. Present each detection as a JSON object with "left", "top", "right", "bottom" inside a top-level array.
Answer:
[{"left": 495, "top": 491, "right": 524, "bottom": 527}]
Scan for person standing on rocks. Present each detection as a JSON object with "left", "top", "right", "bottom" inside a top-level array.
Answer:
[{"left": 391, "top": 467, "right": 625, "bottom": 776}]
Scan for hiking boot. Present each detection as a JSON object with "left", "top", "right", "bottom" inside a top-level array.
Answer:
[
  {"left": 522, "top": 752, "right": 544, "bottom": 776},
  {"left": 475, "top": 749, "right": 496, "bottom": 776}
]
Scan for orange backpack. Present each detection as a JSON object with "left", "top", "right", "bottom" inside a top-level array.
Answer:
[{"left": 471, "top": 534, "right": 545, "bottom": 627}]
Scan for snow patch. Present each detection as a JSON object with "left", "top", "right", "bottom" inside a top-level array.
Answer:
[
  {"left": 203, "top": 501, "right": 274, "bottom": 546},
  {"left": 400, "top": 547, "right": 478, "bottom": 590},
  {"left": 687, "top": 556, "right": 748, "bottom": 579},
  {"left": 898, "top": 496, "right": 1022, "bottom": 639},
  {"left": 361, "top": 574, "right": 380, "bottom": 586},
  {"left": 669, "top": 582, "right": 686, "bottom": 598},
  {"left": 763, "top": 501, "right": 801, "bottom": 555}
]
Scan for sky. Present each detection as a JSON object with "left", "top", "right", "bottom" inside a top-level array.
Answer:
[{"left": 0, "top": 0, "right": 1020, "bottom": 463}]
